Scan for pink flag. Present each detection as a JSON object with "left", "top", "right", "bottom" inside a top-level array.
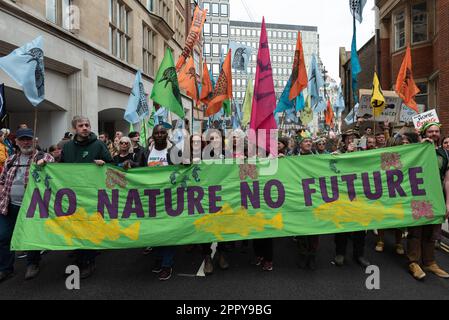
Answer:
[{"left": 250, "top": 17, "right": 277, "bottom": 154}]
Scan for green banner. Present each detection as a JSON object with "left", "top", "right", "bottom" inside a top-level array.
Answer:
[{"left": 12, "top": 143, "right": 445, "bottom": 250}]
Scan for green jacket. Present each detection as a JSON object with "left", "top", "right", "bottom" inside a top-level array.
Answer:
[{"left": 61, "top": 133, "right": 112, "bottom": 164}]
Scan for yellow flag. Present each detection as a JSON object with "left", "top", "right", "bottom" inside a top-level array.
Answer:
[{"left": 371, "top": 72, "right": 385, "bottom": 117}]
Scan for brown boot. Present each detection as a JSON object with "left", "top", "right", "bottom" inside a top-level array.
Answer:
[
  {"left": 409, "top": 263, "right": 426, "bottom": 280},
  {"left": 423, "top": 264, "right": 449, "bottom": 279},
  {"left": 203, "top": 255, "right": 214, "bottom": 275}
]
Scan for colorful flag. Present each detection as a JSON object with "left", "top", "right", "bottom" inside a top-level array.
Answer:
[
  {"left": 200, "top": 61, "right": 213, "bottom": 104},
  {"left": 229, "top": 41, "right": 253, "bottom": 73},
  {"left": 232, "top": 102, "right": 242, "bottom": 130},
  {"left": 206, "top": 50, "right": 232, "bottom": 117},
  {"left": 371, "top": 72, "right": 386, "bottom": 117},
  {"left": 276, "top": 76, "right": 304, "bottom": 114},
  {"left": 325, "top": 99, "right": 334, "bottom": 126},
  {"left": 250, "top": 18, "right": 278, "bottom": 152},
  {"left": 308, "top": 54, "right": 326, "bottom": 113},
  {"left": 0, "top": 84, "right": 6, "bottom": 121},
  {"left": 296, "top": 92, "right": 305, "bottom": 112},
  {"left": 351, "top": 19, "right": 362, "bottom": 104},
  {"left": 289, "top": 32, "right": 308, "bottom": 100},
  {"left": 242, "top": 76, "right": 253, "bottom": 127},
  {"left": 349, "top": 0, "right": 367, "bottom": 23},
  {"left": 176, "top": 6, "right": 207, "bottom": 71},
  {"left": 334, "top": 84, "right": 345, "bottom": 114},
  {"left": 0, "top": 36, "right": 44, "bottom": 107},
  {"left": 178, "top": 57, "right": 199, "bottom": 106},
  {"left": 124, "top": 70, "right": 150, "bottom": 124},
  {"left": 395, "top": 46, "right": 420, "bottom": 112},
  {"left": 151, "top": 48, "right": 185, "bottom": 119},
  {"left": 300, "top": 95, "right": 314, "bottom": 125},
  {"left": 220, "top": 48, "right": 232, "bottom": 117}
]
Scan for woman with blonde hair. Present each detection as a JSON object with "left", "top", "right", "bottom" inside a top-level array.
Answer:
[{"left": 113, "top": 136, "right": 134, "bottom": 169}]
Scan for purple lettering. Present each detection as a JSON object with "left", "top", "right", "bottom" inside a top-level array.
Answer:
[
  {"left": 319, "top": 176, "right": 339, "bottom": 203},
  {"left": 122, "top": 189, "right": 144, "bottom": 219},
  {"left": 97, "top": 190, "right": 119, "bottom": 219},
  {"left": 240, "top": 181, "right": 260, "bottom": 209},
  {"left": 187, "top": 186, "right": 205, "bottom": 215},
  {"left": 341, "top": 174, "right": 357, "bottom": 201},
  {"left": 208, "top": 186, "right": 222, "bottom": 213},
  {"left": 409, "top": 167, "right": 426, "bottom": 196},
  {"left": 165, "top": 188, "right": 185, "bottom": 217},
  {"left": 386, "top": 170, "right": 407, "bottom": 198},
  {"left": 144, "top": 189, "right": 161, "bottom": 218},
  {"left": 26, "top": 188, "right": 51, "bottom": 218},
  {"left": 263, "top": 180, "right": 285, "bottom": 209},
  {"left": 302, "top": 178, "right": 316, "bottom": 207},
  {"left": 54, "top": 189, "right": 77, "bottom": 217},
  {"left": 362, "top": 172, "right": 383, "bottom": 200}
]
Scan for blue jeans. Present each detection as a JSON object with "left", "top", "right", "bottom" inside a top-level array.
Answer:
[
  {"left": 0, "top": 203, "right": 41, "bottom": 272},
  {"left": 154, "top": 246, "right": 175, "bottom": 268}
]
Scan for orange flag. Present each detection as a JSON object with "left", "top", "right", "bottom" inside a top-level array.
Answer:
[
  {"left": 395, "top": 46, "right": 420, "bottom": 112},
  {"left": 206, "top": 49, "right": 232, "bottom": 117},
  {"left": 325, "top": 99, "right": 334, "bottom": 126},
  {"left": 200, "top": 61, "right": 213, "bottom": 105},
  {"left": 178, "top": 57, "right": 199, "bottom": 106},
  {"left": 289, "top": 32, "right": 308, "bottom": 100}
]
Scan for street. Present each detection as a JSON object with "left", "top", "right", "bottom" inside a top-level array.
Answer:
[{"left": 2, "top": 233, "right": 449, "bottom": 300}]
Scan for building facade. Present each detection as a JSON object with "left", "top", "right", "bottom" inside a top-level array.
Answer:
[
  {"left": 201, "top": 0, "right": 230, "bottom": 78},
  {"left": 0, "top": 0, "right": 193, "bottom": 147},
  {"left": 229, "top": 21, "right": 319, "bottom": 104},
  {"left": 376, "top": 0, "right": 448, "bottom": 129}
]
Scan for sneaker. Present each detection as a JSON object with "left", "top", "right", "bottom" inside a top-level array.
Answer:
[
  {"left": 334, "top": 255, "right": 345, "bottom": 267},
  {"left": 151, "top": 260, "right": 162, "bottom": 273},
  {"left": 355, "top": 256, "right": 371, "bottom": 268},
  {"left": 254, "top": 256, "right": 264, "bottom": 266},
  {"left": 24, "top": 264, "right": 40, "bottom": 280},
  {"left": 0, "top": 271, "right": 14, "bottom": 283},
  {"left": 143, "top": 247, "right": 153, "bottom": 255},
  {"left": 203, "top": 255, "right": 214, "bottom": 275},
  {"left": 262, "top": 261, "right": 273, "bottom": 271},
  {"left": 80, "top": 261, "right": 96, "bottom": 280},
  {"left": 395, "top": 244, "right": 405, "bottom": 255},
  {"left": 218, "top": 252, "right": 229, "bottom": 270},
  {"left": 409, "top": 263, "right": 426, "bottom": 280},
  {"left": 375, "top": 241, "right": 384, "bottom": 252},
  {"left": 158, "top": 267, "right": 172, "bottom": 281},
  {"left": 17, "top": 252, "right": 27, "bottom": 259},
  {"left": 423, "top": 264, "right": 449, "bottom": 279}
]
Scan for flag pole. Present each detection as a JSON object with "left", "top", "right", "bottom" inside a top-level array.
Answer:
[{"left": 33, "top": 108, "right": 38, "bottom": 151}]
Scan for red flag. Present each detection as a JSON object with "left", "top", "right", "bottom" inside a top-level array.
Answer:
[
  {"left": 395, "top": 46, "right": 420, "bottom": 112},
  {"left": 250, "top": 18, "right": 277, "bottom": 153},
  {"left": 205, "top": 50, "right": 232, "bottom": 117},
  {"left": 289, "top": 32, "right": 308, "bottom": 100},
  {"left": 200, "top": 61, "right": 213, "bottom": 105},
  {"left": 325, "top": 99, "right": 334, "bottom": 126},
  {"left": 178, "top": 57, "right": 199, "bottom": 106}
]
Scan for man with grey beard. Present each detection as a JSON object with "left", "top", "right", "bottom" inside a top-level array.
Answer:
[{"left": 0, "top": 128, "right": 54, "bottom": 283}]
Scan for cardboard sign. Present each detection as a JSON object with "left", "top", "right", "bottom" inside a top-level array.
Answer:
[
  {"left": 412, "top": 109, "right": 440, "bottom": 131},
  {"left": 358, "top": 90, "right": 401, "bottom": 122},
  {"left": 399, "top": 104, "right": 425, "bottom": 123}
]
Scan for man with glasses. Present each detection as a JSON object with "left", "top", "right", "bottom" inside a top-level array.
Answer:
[
  {"left": 0, "top": 128, "right": 54, "bottom": 283},
  {"left": 314, "top": 138, "right": 328, "bottom": 155},
  {"left": 60, "top": 116, "right": 112, "bottom": 279}
]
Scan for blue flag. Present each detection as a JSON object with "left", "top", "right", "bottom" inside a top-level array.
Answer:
[
  {"left": 296, "top": 92, "right": 305, "bottom": 112},
  {"left": 124, "top": 70, "right": 150, "bottom": 124},
  {"left": 351, "top": 19, "right": 362, "bottom": 104},
  {"left": 0, "top": 84, "right": 5, "bottom": 121},
  {"left": 0, "top": 36, "right": 44, "bottom": 107},
  {"left": 308, "top": 54, "right": 326, "bottom": 113},
  {"left": 345, "top": 103, "right": 359, "bottom": 125},
  {"left": 232, "top": 102, "right": 243, "bottom": 130},
  {"left": 334, "top": 84, "right": 345, "bottom": 114},
  {"left": 349, "top": 0, "right": 367, "bottom": 23},
  {"left": 275, "top": 76, "right": 305, "bottom": 114},
  {"left": 154, "top": 106, "right": 172, "bottom": 129}
]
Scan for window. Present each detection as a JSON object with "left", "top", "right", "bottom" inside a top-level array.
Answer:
[
  {"left": 415, "top": 82, "right": 428, "bottom": 106},
  {"left": 221, "top": 44, "right": 228, "bottom": 54},
  {"left": 109, "top": 0, "right": 131, "bottom": 62},
  {"left": 252, "top": 30, "right": 256, "bottom": 37},
  {"left": 394, "top": 11, "right": 405, "bottom": 50},
  {"left": 203, "top": 2, "right": 210, "bottom": 14},
  {"left": 158, "top": 0, "right": 171, "bottom": 25},
  {"left": 268, "top": 31, "right": 272, "bottom": 37},
  {"left": 221, "top": 24, "right": 228, "bottom": 37},
  {"left": 212, "top": 3, "right": 219, "bottom": 16},
  {"left": 204, "top": 23, "right": 210, "bottom": 36},
  {"left": 220, "top": 4, "right": 228, "bottom": 16},
  {"left": 237, "top": 79, "right": 241, "bottom": 86},
  {"left": 412, "top": 3, "right": 428, "bottom": 43},
  {"left": 236, "top": 29, "right": 241, "bottom": 36},
  {"left": 46, "top": 0, "right": 74, "bottom": 30},
  {"left": 212, "top": 43, "right": 219, "bottom": 56},
  {"left": 212, "top": 63, "right": 220, "bottom": 76},
  {"left": 204, "top": 43, "right": 211, "bottom": 56},
  {"left": 242, "top": 79, "right": 247, "bottom": 86},
  {"left": 212, "top": 23, "right": 219, "bottom": 36},
  {"left": 146, "top": 0, "right": 155, "bottom": 12},
  {"left": 231, "top": 28, "right": 235, "bottom": 35},
  {"left": 142, "top": 24, "right": 155, "bottom": 76}
]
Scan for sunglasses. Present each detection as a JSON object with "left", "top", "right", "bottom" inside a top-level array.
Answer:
[{"left": 119, "top": 142, "right": 129, "bottom": 145}]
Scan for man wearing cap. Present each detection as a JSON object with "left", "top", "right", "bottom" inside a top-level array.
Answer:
[
  {"left": 61, "top": 116, "right": 112, "bottom": 280},
  {"left": 314, "top": 137, "right": 328, "bottom": 155},
  {"left": 407, "top": 122, "right": 449, "bottom": 280},
  {"left": 296, "top": 134, "right": 320, "bottom": 270},
  {"left": 0, "top": 128, "right": 54, "bottom": 283}
]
